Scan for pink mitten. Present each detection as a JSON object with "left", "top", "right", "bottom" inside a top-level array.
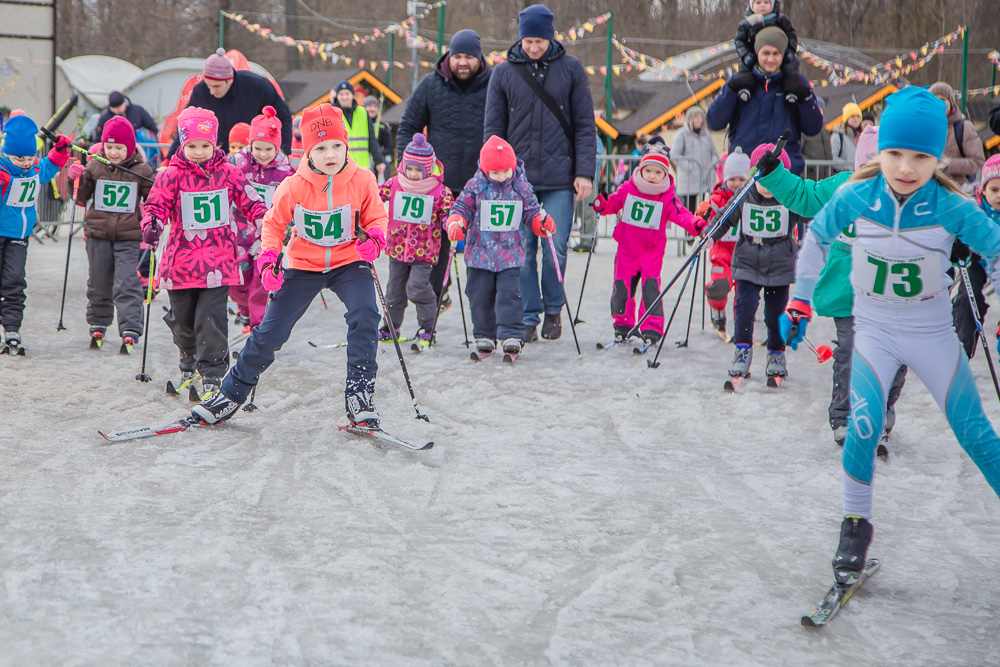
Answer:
[
  {"left": 256, "top": 249, "right": 284, "bottom": 291},
  {"left": 67, "top": 163, "right": 85, "bottom": 180},
  {"left": 47, "top": 134, "right": 72, "bottom": 168},
  {"left": 356, "top": 225, "right": 386, "bottom": 262}
]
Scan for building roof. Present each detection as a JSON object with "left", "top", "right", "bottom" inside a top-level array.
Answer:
[{"left": 278, "top": 69, "right": 401, "bottom": 114}]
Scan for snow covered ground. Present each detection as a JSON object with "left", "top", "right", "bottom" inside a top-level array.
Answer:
[{"left": 1, "top": 234, "right": 999, "bottom": 665}]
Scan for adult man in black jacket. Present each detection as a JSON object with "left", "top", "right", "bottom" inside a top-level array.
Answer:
[
  {"left": 397, "top": 29, "right": 492, "bottom": 306},
  {"left": 484, "top": 5, "right": 596, "bottom": 342},
  {"left": 167, "top": 49, "right": 293, "bottom": 158},
  {"left": 91, "top": 91, "right": 158, "bottom": 143}
]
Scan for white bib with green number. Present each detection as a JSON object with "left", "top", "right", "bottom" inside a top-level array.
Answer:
[
  {"left": 621, "top": 195, "right": 662, "bottom": 230},
  {"left": 293, "top": 204, "right": 353, "bottom": 247},
  {"left": 850, "top": 247, "right": 944, "bottom": 304},
  {"left": 180, "top": 189, "right": 230, "bottom": 230},
  {"left": 392, "top": 191, "right": 433, "bottom": 225},
  {"left": 249, "top": 181, "right": 276, "bottom": 209},
  {"left": 479, "top": 199, "right": 523, "bottom": 232},
  {"left": 741, "top": 203, "right": 789, "bottom": 239},
  {"left": 94, "top": 179, "right": 138, "bottom": 213},
  {"left": 5, "top": 176, "right": 39, "bottom": 208}
]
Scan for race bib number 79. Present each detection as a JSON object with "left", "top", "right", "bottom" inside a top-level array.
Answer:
[
  {"left": 392, "top": 191, "right": 433, "bottom": 225},
  {"left": 293, "top": 204, "right": 353, "bottom": 247},
  {"left": 851, "top": 247, "right": 944, "bottom": 304}
]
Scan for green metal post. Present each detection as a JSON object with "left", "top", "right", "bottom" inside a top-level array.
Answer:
[
  {"left": 604, "top": 13, "right": 613, "bottom": 153},
  {"left": 960, "top": 26, "right": 969, "bottom": 114},
  {"left": 437, "top": 2, "right": 446, "bottom": 54},
  {"left": 387, "top": 32, "right": 395, "bottom": 89},
  {"left": 218, "top": 10, "right": 225, "bottom": 50}
]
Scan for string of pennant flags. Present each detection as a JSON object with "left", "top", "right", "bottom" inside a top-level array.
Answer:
[{"left": 989, "top": 50, "right": 1000, "bottom": 69}]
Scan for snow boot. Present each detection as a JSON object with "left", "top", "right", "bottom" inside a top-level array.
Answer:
[
  {"left": 476, "top": 338, "right": 496, "bottom": 354},
  {"left": 501, "top": 338, "right": 522, "bottom": 355},
  {"left": 710, "top": 308, "right": 726, "bottom": 334},
  {"left": 729, "top": 344, "right": 752, "bottom": 377},
  {"left": 833, "top": 425, "right": 847, "bottom": 447},
  {"left": 832, "top": 516, "right": 874, "bottom": 575},
  {"left": 378, "top": 326, "right": 400, "bottom": 342},
  {"left": 765, "top": 350, "right": 787, "bottom": 377},
  {"left": 192, "top": 389, "right": 242, "bottom": 424},
  {"left": 346, "top": 390, "right": 379, "bottom": 428},
  {"left": 524, "top": 325, "right": 539, "bottom": 344},
  {"left": 541, "top": 312, "right": 562, "bottom": 340}
]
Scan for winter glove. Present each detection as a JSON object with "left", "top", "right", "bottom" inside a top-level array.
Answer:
[
  {"left": 592, "top": 194, "right": 609, "bottom": 215},
  {"left": 531, "top": 214, "right": 556, "bottom": 237},
  {"left": 141, "top": 218, "right": 163, "bottom": 247},
  {"left": 257, "top": 249, "right": 284, "bottom": 292},
  {"left": 779, "top": 298, "right": 812, "bottom": 350},
  {"left": 67, "top": 162, "right": 85, "bottom": 180},
  {"left": 356, "top": 225, "right": 385, "bottom": 262},
  {"left": 950, "top": 239, "right": 971, "bottom": 265},
  {"left": 446, "top": 214, "right": 466, "bottom": 242},
  {"left": 783, "top": 76, "right": 814, "bottom": 103},
  {"left": 754, "top": 150, "right": 784, "bottom": 179},
  {"left": 693, "top": 217, "right": 709, "bottom": 236},
  {"left": 746, "top": 13, "right": 765, "bottom": 26},
  {"left": 47, "top": 134, "right": 72, "bottom": 168}
]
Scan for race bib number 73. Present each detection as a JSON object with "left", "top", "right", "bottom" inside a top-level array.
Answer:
[{"left": 851, "top": 247, "right": 944, "bottom": 304}]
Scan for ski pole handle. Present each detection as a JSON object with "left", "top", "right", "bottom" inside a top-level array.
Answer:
[{"left": 272, "top": 251, "right": 284, "bottom": 276}]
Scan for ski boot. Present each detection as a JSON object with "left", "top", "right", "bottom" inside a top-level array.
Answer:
[
  {"left": 2, "top": 330, "right": 24, "bottom": 356},
  {"left": 234, "top": 312, "right": 250, "bottom": 327},
  {"left": 120, "top": 331, "right": 139, "bottom": 355},
  {"left": 192, "top": 389, "right": 243, "bottom": 424},
  {"left": 412, "top": 328, "right": 434, "bottom": 351},
  {"left": 832, "top": 516, "right": 874, "bottom": 581},
  {"left": 729, "top": 344, "right": 752, "bottom": 377},
  {"left": 501, "top": 337, "right": 522, "bottom": 363},
  {"left": 541, "top": 312, "right": 562, "bottom": 340},
  {"left": 833, "top": 425, "right": 847, "bottom": 447},
  {"left": 613, "top": 325, "right": 630, "bottom": 343},
  {"left": 200, "top": 378, "right": 222, "bottom": 400},
  {"left": 640, "top": 330, "right": 661, "bottom": 346},
  {"left": 710, "top": 308, "right": 727, "bottom": 335},
  {"left": 378, "top": 326, "right": 400, "bottom": 342},
  {"left": 346, "top": 390, "right": 379, "bottom": 428},
  {"left": 90, "top": 327, "right": 106, "bottom": 350},
  {"left": 524, "top": 324, "right": 539, "bottom": 344},
  {"left": 437, "top": 293, "right": 452, "bottom": 315},
  {"left": 765, "top": 351, "right": 787, "bottom": 377}
]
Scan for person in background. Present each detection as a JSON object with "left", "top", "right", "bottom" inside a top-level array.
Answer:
[
  {"left": 330, "top": 81, "right": 385, "bottom": 179},
  {"left": 364, "top": 96, "right": 394, "bottom": 177},
  {"left": 671, "top": 106, "right": 718, "bottom": 212},
  {"left": 800, "top": 96, "right": 832, "bottom": 163},
  {"left": 228, "top": 122, "right": 250, "bottom": 156},
  {"left": 860, "top": 111, "right": 876, "bottom": 130},
  {"left": 831, "top": 102, "right": 861, "bottom": 172},
  {"left": 92, "top": 90, "right": 158, "bottom": 144},
  {"left": 929, "top": 81, "right": 985, "bottom": 186}
]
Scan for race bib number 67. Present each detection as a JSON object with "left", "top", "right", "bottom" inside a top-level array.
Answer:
[{"left": 622, "top": 195, "right": 662, "bottom": 230}]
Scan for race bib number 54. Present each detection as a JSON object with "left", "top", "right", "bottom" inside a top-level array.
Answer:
[
  {"left": 479, "top": 200, "right": 523, "bottom": 232},
  {"left": 293, "top": 204, "right": 353, "bottom": 247},
  {"left": 180, "top": 189, "right": 230, "bottom": 230},
  {"left": 851, "top": 247, "right": 944, "bottom": 304}
]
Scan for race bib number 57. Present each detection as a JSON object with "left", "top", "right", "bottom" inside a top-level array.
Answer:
[
  {"left": 293, "top": 204, "right": 353, "bottom": 247},
  {"left": 180, "top": 189, "right": 230, "bottom": 230},
  {"left": 479, "top": 199, "right": 523, "bottom": 232}
]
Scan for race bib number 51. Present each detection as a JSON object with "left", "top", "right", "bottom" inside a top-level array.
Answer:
[
  {"left": 180, "top": 189, "right": 230, "bottom": 230},
  {"left": 293, "top": 204, "right": 353, "bottom": 247},
  {"left": 479, "top": 199, "right": 523, "bottom": 232},
  {"left": 95, "top": 179, "right": 137, "bottom": 213},
  {"left": 851, "top": 247, "right": 944, "bottom": 304}
]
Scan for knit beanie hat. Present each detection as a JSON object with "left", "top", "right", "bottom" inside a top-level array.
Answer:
[
  {"left": 101, "top": 115, "right": 136, "bottom": 157},
  {"left": 861, "top": 111, "right": 876, "bottom": 124},
  {"left": 480, "top": 135, "right": 516, "bottom": 173},
  {"left": 639, "top": 150, "right": 670, "bottom": 174},
  {"left": 203, "top": 48, "right": 234, "bottom": 81},
  {"left": 928, "top": 81, "right": 955, "bottom": 111},
  {"left": 750, "top": 142, "right": 791, "bottom": 171},
  {"left": 228, "top": 122, "right": 250, "bottom": 146},
  {"left": 334, "top": 81, "right": 353, "bottom": 94},
  {"left": 981, "top": 155, "right": 1000, "bottom": 189},
  {"left": 449, "top": 29, "right": 482, "bottom": 59},
  {"left": 518, "top": 4, "right": 556, "bottom": 41},
  {"left": 754, "top": 26, "right": 788, "bottom": 56},
  {"left": 248, "top": 106, "right": 281, "bottom": 149},
  {"left": 842, "top": 102, "right": 862, "bottom": 122},
  {"left": 400, "top": 133, "right": 436, "bottom": 179},
  {"left": 2, "top": 115, "right": 38, "bottom": 157},
  {"left": 855, "top": 125, "right": 880, "bottom": 170},
  {"left": 177, "top": 106, "right": 219, "bottom": 148},
  {"left": 722, "top": 148, "right": 751, "bottom": 181},
  {"left": 301, "top": 103, "right": 348, "bottom": 156},
  {"left": 878, "top": 87, "right": 948, "bottom": 159},
  {"left": 108, "top": 91, "right": 125, "bottom": 108},
  {"left": 362, "top": 96, "right": 379, "bottom": 108}
]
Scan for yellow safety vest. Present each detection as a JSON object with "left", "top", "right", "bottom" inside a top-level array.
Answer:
[{"left": 345, "top": 105, "right": 371, "bottom": 169}]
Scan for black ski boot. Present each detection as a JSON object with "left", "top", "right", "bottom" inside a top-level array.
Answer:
[
  {"left": 613, "top": 325, "right": 630, "bottom": 342},
  {"left": 541, "top": 312, "right": 562, "bottom": 340},
  {"left": 346, "top": 390, "right": 379, "bottom": 428},
  {"left": 832, "top": 516, "right": 874, "bottom": 576},
  {"left": 192, "top": 389, "right": 243, "bottom": 424}
]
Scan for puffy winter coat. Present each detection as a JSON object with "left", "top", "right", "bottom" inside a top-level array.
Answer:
[
  {"left": 943, "top": 107, "right": 985, "bottom": 179},
  {"left": 231, "top": 147, "right": 293, "bottom": 271},
  {"left": 91, "top": 99, "right": 158, "bottom": 143},
  {"left": 450, "top": 160, "right": 541, "bottom": 272},
  {"left": 706, "top": 68, "right": 824, "bottom": 176},
  {"left": 670, "top": 107, "right": 719, "bottom": 196},
  {"left": 379, "top": 169, "right": 454, "bottom": 265},
  {"left": 76, "top": 148, "right": 154, "bottom": 241},
  {"left": 734, "top": 0, "right": 798, "bottom": 71},
  {"left": 141, "top": 148, "right": 267, "bottom": 290},
  {"left": 397, "top": 53, "right": 492, "bottom": 193},
  {"left": 483, "top": 41, "right": 596, "bottom": 192},
  {"left": 602, "top": 169, "right": 702, "bottom": 254},
  {"left": 0, "top": 153, "right": 61, "bottom": 239}
]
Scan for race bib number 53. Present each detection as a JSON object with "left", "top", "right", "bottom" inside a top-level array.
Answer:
[
  {"left": 479, "top": 200, "right": 523, "bottom": 232},
  {"left": 180, "top": 189, "right": 230, "bottom": 230},
  {"left": 851, "top": 247, "right": 944, "bottom": 304},
  {"left": 741, "top": 204, "right": 788, "bottom": 238},
  {"left": 293, "top": 204, "right": 353, "bottom": 247}
]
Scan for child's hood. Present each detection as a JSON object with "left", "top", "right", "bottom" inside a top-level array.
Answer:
[
  {"left": 630, "top": 166, "right": 676, "bottom": 198},
  {"left": 0, "top": 153, "right": 36, "bottom": 177},
  {"left": 746, "top": 0, "right": 780, "bottom": 17}
]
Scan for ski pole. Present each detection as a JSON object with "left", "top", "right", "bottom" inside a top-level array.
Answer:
[
  {"left": 243, "top": 249, "right": 284, "bottom": 412},
  {"left": 452, "top": 251, "right": 470, "bottom": 348},
  {"left": 56, "top": 186, "right": 79, "bottom": 331},
  {"left": 628, "top": 130, "right": 789, "bottom": 338},
  {"left": 648, "top": 252, "right": 700, "bottom": 369},
  {"left": 428, "top": 246, "right": 457, "bottom": 345},
  {"left": 544, "top": 232, "right": 581, "bottom": 355},
  {"left": 957, "top": 258, "right": 1000, "bottom": 403},
  {"left": 802, "top": 336, "right": 833, "bottom": 364},
  {"left": 135, "top": 248, "right": 156, "bottom": 382},
  {"left": 701, "top": 253, "right": 707, "bottom": 331},
  {"left": 40, "top": 127, "right": 156, "bottom": 184},
  {"left": 676, "top": 252, "right": 700, "bottom": 348},
  {"left": 573, "top": 198, "right": 602, "bottom": 325},
  {"left": 356, "top": 218, "right": 429, "bottom": 422}
]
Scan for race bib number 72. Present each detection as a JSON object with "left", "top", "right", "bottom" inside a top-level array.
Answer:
[{"left": 5, "top": 176, "right": 38, "bottom": 208}]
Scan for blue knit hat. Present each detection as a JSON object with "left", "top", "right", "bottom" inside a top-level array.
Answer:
[
  {"left": 2, "top": 115, "right": 38, "bottom": 157},
  {"left": 449, "top": 29, "right": 482, "bottom": 60},
  {"left": 878, "top": 87, "right": 948, "bottom": 159},
  {"left": 518, "top": 4, "right": 555, "bottom": 41}
]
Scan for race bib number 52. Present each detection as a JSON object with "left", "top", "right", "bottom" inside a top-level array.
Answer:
[
  {"left": 95, "top": 179, "right": 137, "bottom": 213},
  {"left": 180, "top": 189, "right": 230, "bottom": 230},
  {"left": 293, "top": 204, "right": 353, "bottom": 247}
]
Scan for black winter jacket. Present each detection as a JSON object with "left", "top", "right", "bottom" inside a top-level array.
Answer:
[
  {"left": 397, "top": 52, "right": 492, "bottom": 192},
  {"left": 483, "top": 41, "right": 596, "bottom": 192},
  {"left": 92, "top": 98, "right": 159, "bottom": 143},
  {"left": 734, "top": 0, "right": 798, "bottom": 70},
  {"left": 167, "top": 70, "right": 293, "bottom": 157}
]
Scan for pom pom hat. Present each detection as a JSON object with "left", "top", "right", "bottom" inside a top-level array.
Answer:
[
  {"left": 981, "top": 155, "right": 1000, "bottom": 189},
  {"left": 300, "top": 103, "right": 348, "bottom": 155},
  {"left": 203, "top": 48, "right": 234, "bottom": 81},
  {"left": 750, "top": 143, "right": 791, "bottom": 171},
  {"left": 228, "top": 122, "right": 250, "bottom": 146},
  {"left": 722, "top": 148, "right": 751, "bottom": 181},
  {"left": 479, "top": 135, "right": 516, "bottom": 173},
  {"left": 878, "top": 87, "right": 948, "bottom": 159},
  {"left": 101, "top": 115, "right": 136, "bottom": 157},
  {"left": 177, "top": 106, "right": 219, "bottom": 149},
  {"left": 248, "top": 106, "right": 281, "bottom": 149},
  {"left": 638, "top": 150, "right": 670, "bottom": 174},
  {"left": 400, "top": 133, "right": 436, "bottom": 179}
]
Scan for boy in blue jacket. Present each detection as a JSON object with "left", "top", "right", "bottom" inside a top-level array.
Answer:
[{"left": 0, "top": 115, "right": 71, "bottom": 352}]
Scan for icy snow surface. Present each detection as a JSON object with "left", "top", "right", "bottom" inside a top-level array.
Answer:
[{"left": 1, "top": 236, "right": 998, "bottom": 665}]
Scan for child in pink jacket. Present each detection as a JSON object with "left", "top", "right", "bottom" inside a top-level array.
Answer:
[
  {"left": 141, "top": 107, "right": 267, "bottom": 396},
  {"left": 230, "top": 105, "right": 294, "bottom": 332},
  {"left": 593, "top": 148, "right": 706, "bottom": 344}
]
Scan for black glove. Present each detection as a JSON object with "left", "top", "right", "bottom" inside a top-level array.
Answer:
[
  {"left": 783, "top": 76, "right": 813, "bottom": 103},
  {"left": 950, "top": 239, "right": 971, "bottom": 265},
  {"left": 754, "top": 150, "right": 784, "bottom": 178}
]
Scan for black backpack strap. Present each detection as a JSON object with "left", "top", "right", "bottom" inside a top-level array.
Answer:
[
  {"left": 511, "top": 63, "right": 575, "bottom": 143},
  {"left": 954, "top": 120, "right": 967, "bottom": 158}
]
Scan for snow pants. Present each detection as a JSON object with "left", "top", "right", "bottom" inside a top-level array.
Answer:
[
  {"left": 386, "top": 258, "right": 437, "bottom": 332},
  {"left": 733, "top": 280, "right": 788, "bottom": 351},
  {"left": 611, "top": 243, "right": 665, "bottom": 336},
  {"left": 165, "top": 286, "right": 230, "bottom": 380},
  {"left": 466, "top": 266, "right": 524, "bottom": 341},
  {"left": 228, "top": 262, "right": 269, "bottom": 328},
  {"left": 842, "top": 298, "right": 1000, "bottom": 519},
  {"left": 0, "top": 236, "right": 28, "bottom": 332},
  {"left": 706, "top": 240, "right": 735, "bottom": 311},
  {"left": 830, "top": 316, "right": 907, "bottom": 430},
  {"left": 222, "top": 262, "right": 379, "bottom": 403},
  {"left": 85, "top": 237, "right": 144, "bottom": 336}
]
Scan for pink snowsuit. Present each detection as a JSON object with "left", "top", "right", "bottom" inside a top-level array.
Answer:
[
  {"left": 230, "top": 147, "right": 293, "bottom": 327},
  {"left": 603, "top": 169, "right": 702, "bottom": 336}
]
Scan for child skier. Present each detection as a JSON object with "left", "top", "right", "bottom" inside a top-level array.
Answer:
[
  {"left": 140, "top": 107, "right": 267, "bottom": 397},
  {"left": 228, "top": 123, "right": 250, "bottom": 156},
  {"left": 378, "top": 133, "right": 454, "bottom": 345},
  {"left": 446, "top": 136, "right": 549, "bottom": 360},
  {"left": 0, "top": 115, "right": 71, "bottom": 353},
  {"left": 593, "top": 148, "right": 706, "bottom": 344},
  {"left": 192, "top": 103, "right": 388, "bottom": 426},
  {"left": 709, "top": 143, "right": 806, "bottom": 382},
  {"left": 782, "top": 87, "right": 1000, "bottom": 577},
  {"left": 230, "top": 106, "right": 293, "bottom": 333},
  {"left": 70, "top": 116, "right": 154, "bottom": 351},
  {"left": 729, "top": 0, "right": 805, "bottom": 103},
  {"left": 696, "top": 148, "right": 752, "bottom": 339}
]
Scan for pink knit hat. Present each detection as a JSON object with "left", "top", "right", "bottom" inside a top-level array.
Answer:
[
  {"left": 854, "top": 125, "right": 880, "bottom": 170},
  {"left": 101, "top": 115, "right": 136, "bottom": 157},
  {"left": 203, "top": 48, "right": 234, "bottom": 81},
  {"left": 248, "top": 105, "right": 281, "bottom": 149},
  {"left": 750, "top": 143, "right": 790, "bottom": 171},
  {"left": 177, "top": 106, "right": 219, "bottom": 148},
  {"left": 400, "top": 133, "right": 436, "bottom": 179},
  {"left": 480, "top": 135, "right": 516, "bottom": 173},
  {"left": 981, "top": 155, "right": 1000, "bottom": 189}
]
